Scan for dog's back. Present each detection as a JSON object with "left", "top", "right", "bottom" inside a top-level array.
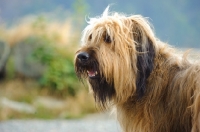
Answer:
[{"left": 116, "top": 42, "right": 200, "bottom": 132}]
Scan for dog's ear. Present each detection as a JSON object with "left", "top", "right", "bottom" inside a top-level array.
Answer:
[{"left": 132, "top": 20, "right": 155, "bottom": 98}]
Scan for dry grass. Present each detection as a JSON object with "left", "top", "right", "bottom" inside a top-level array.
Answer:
[
  {"left": 0, "top": 79, "right": 96, "bottom": 120},
  {"left": 4, "top": 17, "right": 77, "bottom": 46}
]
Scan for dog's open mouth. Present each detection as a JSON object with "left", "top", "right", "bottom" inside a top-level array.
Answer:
[{"left": 87, "top": 70, "right": 98, "bottom": 78}]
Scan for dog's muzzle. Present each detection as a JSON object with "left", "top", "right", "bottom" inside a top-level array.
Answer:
[{"left": 76, "top": 51, "right": 99, "bottom": 79}]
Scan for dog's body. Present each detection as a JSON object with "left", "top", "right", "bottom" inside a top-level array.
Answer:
[{"left": 75, "top": 7, "right": 200, "bottom": 132}]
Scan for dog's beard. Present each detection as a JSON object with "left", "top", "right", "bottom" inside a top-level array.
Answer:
[
  {"left": 75, "top": 58, "right": 115, "bottom": 109},
  {"left": 88, "top": 76, "right": 115, "bottom": 109}
]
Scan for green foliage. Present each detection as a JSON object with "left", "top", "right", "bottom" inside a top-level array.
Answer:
[
  {"left": 32, "top": 35, "right": 79, "bottom": 96},
  {"left": 18, "top": 16, "right": 80, "bottom": 96},
  {"left": 31, "top": 36, "right": 55, "bottom": 64}
]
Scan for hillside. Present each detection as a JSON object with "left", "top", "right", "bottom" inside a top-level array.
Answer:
[{"left": 0, "top": 0, "right": 200, "bottom": 47}]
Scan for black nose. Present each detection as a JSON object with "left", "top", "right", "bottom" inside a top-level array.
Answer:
[{"left": 77, "top": 52, "right": 89, "bottom": 62}]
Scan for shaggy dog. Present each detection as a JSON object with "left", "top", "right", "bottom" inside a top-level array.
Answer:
[{"left": 75, "top": 7, "right": 200, "bottom": 132}]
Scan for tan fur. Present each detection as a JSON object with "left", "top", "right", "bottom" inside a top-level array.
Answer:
[{"left": 76, "top": 7, "right": 200, "bottom": 132}]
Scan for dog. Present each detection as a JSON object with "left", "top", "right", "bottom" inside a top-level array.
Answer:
[{"left": 75, "top": 7, "right": 200, "bottom": 132}]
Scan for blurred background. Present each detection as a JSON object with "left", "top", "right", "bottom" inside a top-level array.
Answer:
[{"left": 0, "top": 0, "right": 199, "bottom": 121}]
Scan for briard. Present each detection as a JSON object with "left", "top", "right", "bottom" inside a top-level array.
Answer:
[{"left": 75, "top": 7, "right": 200, "bottom": 132}]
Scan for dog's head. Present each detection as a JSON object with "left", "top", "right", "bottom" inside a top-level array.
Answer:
[{"left": 75, "top": 7, "right": 156, "bottom": 108}]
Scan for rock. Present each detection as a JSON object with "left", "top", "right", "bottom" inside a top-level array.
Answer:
[
  {"left": 34, "top": 96, "right": 66, "bottom": 109},
  {"left": 13, "top": 36, "right": 46, "bottom": 78},
  {"left": 0, "top": 97, "right": 36, "bottom": 114}
]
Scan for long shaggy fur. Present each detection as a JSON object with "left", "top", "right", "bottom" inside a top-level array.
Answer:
[{"left": 75, "top": 7, "right": 200, "bottom": 132}]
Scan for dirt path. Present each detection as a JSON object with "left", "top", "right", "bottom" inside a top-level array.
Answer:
[{"left": 0, "top": 113, "right": 121, "bottom": 132}]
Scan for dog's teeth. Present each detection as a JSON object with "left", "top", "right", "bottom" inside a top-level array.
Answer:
[{"left": 87, "top": 70, "right": 98, "bottom": 77}]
